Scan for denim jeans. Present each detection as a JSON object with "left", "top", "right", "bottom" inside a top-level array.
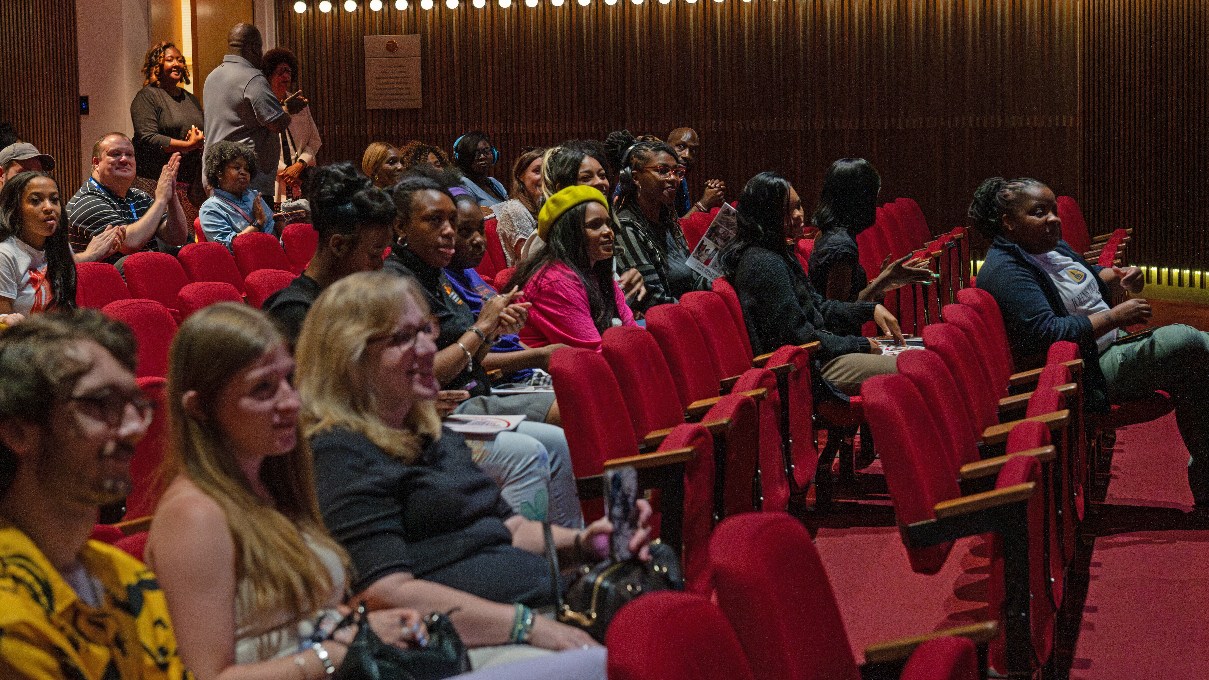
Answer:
[
  {"left": 1099, "top": 323, "right": 1209, "bottom": 503},
  {"left": 476, "top": 421, "right": 584, "bottom": 528}
]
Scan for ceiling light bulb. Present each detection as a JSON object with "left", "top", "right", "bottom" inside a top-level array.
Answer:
[
  {"left": 552, "top": 0, "right": 564, "bottom": 6},
  {"left": 524, "top": 0, "right": 537, "bottom": 7},
  {"left": 421, "top": 0, "right": 433, "bottom": 8},
  {"left": 395, "top": 0, "right": 407, "bottom": 7},
  {"left": 499, "top": 0, "right": 511, "bottom": 6},
  {"left": 294, "top": 1, "right": 307, "bottom": 12},
  {"left": 446, "top": 0, "right": 458, "bottom": 7},
  {"left": 474, "top": 0, "right": 486, "bottom": 7},
  {"left": 344, "top": 0, "right": 356, "bottom": 10},
  {"left": 631, "top": 0, "right": 642, "bottom": 5},
  {"left": 370, "top": 0, "right": 383, "bottom": 8},
  {"left": 578, "top": 0, "right": 590, "bottom": 6},
  {"left": 605, "top": 0, "right": 617, "bottom": 5},
  {"left": 319, "top": 0, "right": 333, "bottom": 10}
]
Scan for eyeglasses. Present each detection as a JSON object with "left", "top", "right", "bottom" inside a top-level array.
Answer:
[
  {"left": 644, "top": 164, "right": 686, "bottom": 179},
  {"left": 473, "top": 147, "right": 494, "bottom": 158},
  {"left": 66, "top": 388, "right": 156, "bottom": 429},
  {"left": 367, "top": 320, "right": 439, "bottom": 351}
]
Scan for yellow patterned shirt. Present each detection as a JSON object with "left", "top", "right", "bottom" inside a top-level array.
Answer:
[{"left": 0, "top": 527, "right": 190, "bottom": 680}]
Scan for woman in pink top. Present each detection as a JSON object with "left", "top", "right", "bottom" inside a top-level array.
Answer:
[{"left": 509, "top": 186, "right": 636, "bottom": 352}]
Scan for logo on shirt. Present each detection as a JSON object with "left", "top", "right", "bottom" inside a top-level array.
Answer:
[{"left": 1065, "top": 268, "right": 1086, "bottom": 284}]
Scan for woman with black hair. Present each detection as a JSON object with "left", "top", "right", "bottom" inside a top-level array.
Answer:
[
  {"left": 198, "top": 140, "right": 275, "bottom": 248},
  {"left": 970, "top": 176, "right": 1209, "bottom": 506},
  {"left": 263, "top": 47, "right": 321, "bottom": 203},
  {"left": 453, "top": 131, "right": 508, "bottom": 211},
  {"left": 609, "top": 132, "right": 706, "bottom": 313},
  {"left": 0, "top": 172, "right": 78, "bottom": 318},
  {"left": 809, "top": 158, "right": 932, "bottom": 308},
  {"left": 721, "top": 171, "right": 902, "bottom": 396},
  {"left": 509, "top": 186, "right": 636, "bottom": 352},
  {"left": 130, "top": 40, "right": 205, "bottom": 218}
]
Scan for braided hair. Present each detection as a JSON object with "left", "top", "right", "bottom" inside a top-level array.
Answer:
[{"left": 968, "top": 177, "right": 1046, "bottom": 239}]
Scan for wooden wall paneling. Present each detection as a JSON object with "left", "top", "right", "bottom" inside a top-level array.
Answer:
[
  {"left": 279, "top": 0, "right": 1080, "bottom": 248},
  {"left": 0, "top": 0, "right": 82, "bottom": 194}
]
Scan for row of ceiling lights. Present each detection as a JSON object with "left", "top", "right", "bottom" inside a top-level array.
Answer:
[{"left": 294, "top": 0, "right": 740, "bottom": 11}]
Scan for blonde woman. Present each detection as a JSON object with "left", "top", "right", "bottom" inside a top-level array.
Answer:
[
  {"left": 146, "top": 303, "right": 424, "bottom": 680},
  {"left": 362, "top": 141, "right": 405, "bottom": 190},
  {"left": 296, "top": 271, "right": 651, "bottom": 667}
]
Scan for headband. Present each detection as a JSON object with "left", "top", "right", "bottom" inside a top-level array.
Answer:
[{"left": 537, "top": 185, "right": 609, "bottom": 242}]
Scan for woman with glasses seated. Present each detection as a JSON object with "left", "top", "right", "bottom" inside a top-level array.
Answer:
[{"left": 607, "top": 132, "right": 707, "bottom": 314}]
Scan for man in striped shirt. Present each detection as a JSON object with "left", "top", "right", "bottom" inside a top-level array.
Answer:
[{"left": 66, "top": 133, "right": 189, "bottom": 266}]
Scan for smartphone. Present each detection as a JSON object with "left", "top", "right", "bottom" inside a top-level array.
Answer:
[{"left": 604, "top": 466, "right": 639, "bottom": 562}]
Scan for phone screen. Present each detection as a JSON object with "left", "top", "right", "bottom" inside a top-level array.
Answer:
[{"left": 604, "top": 466, "right": 639, "bottom": 562}]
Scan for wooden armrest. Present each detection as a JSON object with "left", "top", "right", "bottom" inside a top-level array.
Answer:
[
  {"left": 998, "top": 391, "right": 1033, "bottom": 415},
  {"left": 111, "top": 515, "right": 153, "bottom": 535},
  {"left": 604, "top": 446, "right": 695, "bottom": 471},
  {"left": 1008, "top": 367, "right": 1044, "bottom": 386},
  {"left": 766, "top": 362, "right": 794, "bottom": 379},
  {"left": 751, "top": 341, "right": 820, "bottom": 367},
  {"left": 720, "top": 375, "right": 739, "bottom": 392},
  {"left": 959, "top": 445, "right": 1056, "bottom": 480},
  {"left": 981, "top": 409, "right": 1070, "bottom": 446},
  {"left": 864, "top": 621, "right": 999, "bottom": 665},
  {"left": 934, "top": 482, "right": 1035, "bottom": 520},
  {"left": 687, "top": 389, "right": 767, "bottom": 419},
  {"left": 642, "top": 427, "right": 675, "bottom": 449}
]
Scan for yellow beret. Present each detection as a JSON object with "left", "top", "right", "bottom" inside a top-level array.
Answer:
[{"left": 537, "top": 185, "right": 610, "bottom": 242}]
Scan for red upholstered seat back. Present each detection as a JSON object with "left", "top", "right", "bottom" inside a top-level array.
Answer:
[
  {"left": 765, "top": 344, "right": 819, "bottom": 490},
  {"left": 601, "top": 326, "right": 688, "bottom": 443},
  {"left": 710, "top": 277, "right": 753, "bottom": 359},
  {"left": 281, "top": 222, "right": 318, "bottom": 274},
  {"left": 893, "top": 197, "right": 933, "bottom": 245},
  {"left": 126, "top": 376, "right": 168, "bottom": 519},
  {"left": 956, "top": 287, "right": 1013, "bottom": 370},
  {"left": 1056, "top": 195, "right": 1091, "bottom": 255},
  {"left": 942, "top": 302, "right": 1009, "bottom": 396},
  {"left": 232, "top": 231, "right": 291, "bottom": 276},
  {"left": 102, "top": 299, "right": 178, "bottom": 379},
  {"left": 178, "top": 242, "right": 247, "bottom": 295},
  {"left": 244, "top": 269, "right": 296, "bottom": 309},
  {"left": 710, "top": 512, "right": 861, "bottom": 680},
  {"left": 655, "top": 423, "right": 717, "bottom": 592},
  {"left": 923, "top": 323, "right": 999, "bottom": 433},
  {"left": 645, "top": 303, "right": 723, "bottom": 407},
  {"left": 76, "top": 262, "right": 131, "bottom": 309},
  {"left": 475, "top": 218, "right": 507, "bottom": 283},
  {"left": 895, "top": 348, "right": 982, "bottom": 471},
  {"left": 862, "top": 373, "right": 960, "bottom": 573},
  {"left": 122, "top": 252, "right": 190, "bottom": 312},
  {"left": 176, "top": 281, "right": 244, "bottom": 319},
  {"left": 680, "top": 291, "right": 754, "bottom": 377},
  {"left": 549, "top": 347, "right": 640, "bottom": 477},
  {"left": 607, "top": 592, "right": 755, "bottom": 680}
]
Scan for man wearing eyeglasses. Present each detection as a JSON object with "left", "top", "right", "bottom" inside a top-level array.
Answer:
[{"left": 0, "top": 310, "right": 189, "bottom": 679}]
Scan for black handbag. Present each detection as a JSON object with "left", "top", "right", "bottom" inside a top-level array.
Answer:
[
  {"left": 331, "top": 603, "right": 471, "bottom": 680},
  {"left": 543, "top": 522, "right": 683, "bottom": 643}
]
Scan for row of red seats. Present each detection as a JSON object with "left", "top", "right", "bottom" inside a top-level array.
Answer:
[{"left": 1057, "top": 195, "right": 1132, "bottom": 268}]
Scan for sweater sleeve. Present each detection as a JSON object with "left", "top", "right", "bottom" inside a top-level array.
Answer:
[
  {"left": 614, "top": 280, "right": 638, "bottom": 328},
  {"left": 129, "top": 88, "right": 174, "bottom": 153},
  {"left": 520, "top": 265, "right": 607, "bottom": 351},
  {"left": 978, "top": 252, "right": 1095, "bottom": 359}
]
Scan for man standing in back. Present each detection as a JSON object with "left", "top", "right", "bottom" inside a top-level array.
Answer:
[{"left": 203, "top": 23, "right": 289, "bottom": 197}]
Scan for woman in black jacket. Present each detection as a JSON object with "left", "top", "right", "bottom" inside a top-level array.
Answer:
[{"left": 721, "top": 171, "right": 902, "bottom": 396}]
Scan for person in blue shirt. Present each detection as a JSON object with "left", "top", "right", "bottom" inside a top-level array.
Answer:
[{"left": 199, "top": 140, "right": 275, "bottom": 248}]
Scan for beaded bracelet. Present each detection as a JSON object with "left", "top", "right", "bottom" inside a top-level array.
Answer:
[
  {"left": 509, "top": 603, "right": 535, "bottom": 644},
  {"left": 311, "top": 642, "right": 335, "bottom": 675}
]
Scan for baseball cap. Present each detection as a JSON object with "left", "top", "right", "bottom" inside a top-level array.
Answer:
[{"left": 0, "top": 142, "right": 56, "bottom": 171}]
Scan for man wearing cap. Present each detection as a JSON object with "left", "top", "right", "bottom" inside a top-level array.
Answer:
[
  {"left": 66, "top": 133, "right": 188, "bottom": 266},
  {"left": 0, "top": 309, "right": 189, "bottom": 679},
  {"left": 0, "top": 142, "right": 55, "bottom": 190},
  {"left": 666, "top": 127, "right": 725, "bottom": 218},
  {"left": 203, "top": 23, "right": 290, "bottom": 197}
]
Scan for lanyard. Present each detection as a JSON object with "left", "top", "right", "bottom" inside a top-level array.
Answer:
[
  {"left": 88, "top": 178, "right": 138, "bottom": 222},
  {"left": 213, "top": 192, "right": 258, "bottom": 227}
]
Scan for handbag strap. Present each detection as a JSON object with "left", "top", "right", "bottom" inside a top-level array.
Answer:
[{"left": 542, "top": 521, "right": 564, "bottom": 611}]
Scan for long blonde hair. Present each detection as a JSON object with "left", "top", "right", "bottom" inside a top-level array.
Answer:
[
  {"left": 296, "top": 271, "right": 442, "bottom": 463},
  {"left": 162, "top": 303, "right": 347, "bottom": 630},
  {"left": 361, "top": 141, "right": 397, "bottom": 188}
]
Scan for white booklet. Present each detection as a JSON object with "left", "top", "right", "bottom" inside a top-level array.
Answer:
[
  {"left": 443, "top": 414, "right": 526, "bottom": 437},
  {"left": 685, "top": 203, "right": 739, "bottom": 282}
]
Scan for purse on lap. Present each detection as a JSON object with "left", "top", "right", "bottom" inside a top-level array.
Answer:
[{"left": 332, "top": 602, "right": 471, "bottom": 680}]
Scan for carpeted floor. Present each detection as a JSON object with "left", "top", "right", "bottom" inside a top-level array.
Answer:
[{"left": 1068, "top": 413, "right": 1209, "bottom": 680}]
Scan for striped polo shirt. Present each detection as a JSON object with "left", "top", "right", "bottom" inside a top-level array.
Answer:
[{"left": 66, "top": 178, "right": 160, "bottom": 263}]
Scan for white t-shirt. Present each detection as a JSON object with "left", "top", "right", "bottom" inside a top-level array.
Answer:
[
  {"left": 0, "top": 236, "right": 51, "bottom": 315},
  {"left": 1029, "top": 250, "right": 1117, "bottom": 352}
]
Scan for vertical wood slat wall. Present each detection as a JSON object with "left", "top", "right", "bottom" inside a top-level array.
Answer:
[
  {"left": 0, "top": 0, "right": 82, "bottom": 194},
  {"left": 276, "top": 0, "right": 1081, "bottom": 242},
  {"left": 1082, "top": 1, "right": 1209, "bottom": 269}
]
